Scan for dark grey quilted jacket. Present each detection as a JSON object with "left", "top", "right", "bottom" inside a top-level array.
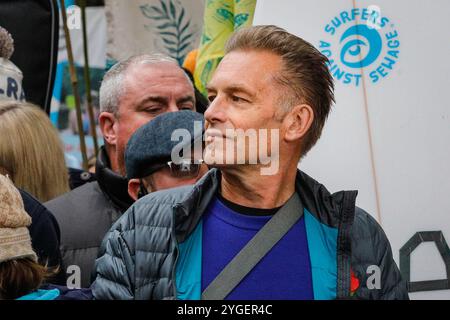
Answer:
[
  {"left": 92, "top": 169, "right": 409, "bottom": 300},
  {"left": 45, "top": 147, "right": 133, "bottom": 287}
]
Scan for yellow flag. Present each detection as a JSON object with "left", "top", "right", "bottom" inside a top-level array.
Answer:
[{"left": 194, "top": 0, "right": 257, "bottom": 96}]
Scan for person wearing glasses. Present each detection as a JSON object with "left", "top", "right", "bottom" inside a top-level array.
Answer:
[{"left": 125, "top": 110, "right": 208, "bottom": 201}]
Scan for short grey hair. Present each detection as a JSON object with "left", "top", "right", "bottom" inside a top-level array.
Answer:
[{"left": 99, "top": 53, "right": 184, "bottom": 114}]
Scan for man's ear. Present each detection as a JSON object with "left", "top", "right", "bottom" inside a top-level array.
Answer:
[
  {"left": 128, "top": 179, "right": 140, "bottom": 201},
  {"left": 99, "top": 112, "right": 118, "bottom": 146},
  {"left": 282, "top": 104, "right": 314, "bottom": 143}
]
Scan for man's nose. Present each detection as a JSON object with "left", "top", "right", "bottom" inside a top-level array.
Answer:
[
  {"left": 204, "top": 96, "right": 227, "bottom": 124},
  {"left": 168, "top": 103, "right": 179, "bottom": 112}
]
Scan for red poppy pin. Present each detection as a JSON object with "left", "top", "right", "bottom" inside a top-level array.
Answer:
[{"left": 350, "top": 269, "right": 360, "bottom": 295}]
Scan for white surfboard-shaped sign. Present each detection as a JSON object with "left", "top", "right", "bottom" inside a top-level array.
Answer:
[{"left": 254, "top": 0, "right": 450, "bottom": 299}]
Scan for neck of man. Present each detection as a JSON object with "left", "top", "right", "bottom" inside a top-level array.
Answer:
[
  {"left": 105, "top": 144, "right": 121, "bottom": 175},
  {"left": 219, "top": 160, "right": 298, "bottom": 209}
]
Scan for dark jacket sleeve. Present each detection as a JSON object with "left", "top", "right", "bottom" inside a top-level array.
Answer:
[
  {"left": 353, "top": 208, "right": 409, "bottom": 300},
  {"left": 91, "top": 207, "right": 136, "bottom": 300},
  {"left": 372, "top": 219, "right": 409, "bottom": 300},
  {"left": 20, "top": 190, "right": 67, "bottom": 285}
]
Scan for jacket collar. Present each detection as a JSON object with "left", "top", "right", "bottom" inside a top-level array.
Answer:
[
  {"left": 174, "top": 168, "right": 357, "bottom": 241},
  {"left": 294, "top": 170, "right": 357, "bottom": 228},
  {"left": 95, "top": 147, "right": 134, "bottom": 212},
  {"left": 16, "top": 289, "right": 60, "bottom": 300},
  {"left": 174, "top": 168, "right": 358, "bottom": 299},
  {"left": 174, "top": 169, "right": 220, "bottom": 242}
]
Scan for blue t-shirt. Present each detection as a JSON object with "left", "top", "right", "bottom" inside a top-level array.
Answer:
[{"left": 201, "top": 195, "right": 314, "bottom": 300}]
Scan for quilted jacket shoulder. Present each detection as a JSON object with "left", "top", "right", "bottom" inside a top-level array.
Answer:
[
  {"left": 350, "top": 207, "right": 409, "bottom": 299},
  {"left": 92, "top": 185, "right": 194, "bottom": 300}
]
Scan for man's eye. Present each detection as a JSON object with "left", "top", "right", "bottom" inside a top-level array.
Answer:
[
  {"left": 207, "top": 95, "right": 216, "bottom": 102},
  {"left": 144, "top": 107, "right": 163, "bottom": 114},
  {"left": 231, "top": 95, "right": 246, "bottom": 103},
  {"left": 179, "top": 104, "right": 194, "bottom": 110}
]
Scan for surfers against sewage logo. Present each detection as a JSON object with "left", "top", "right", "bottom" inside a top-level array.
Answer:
[{"left": 319, "top": 7, "right": 400, "bottom": 86}]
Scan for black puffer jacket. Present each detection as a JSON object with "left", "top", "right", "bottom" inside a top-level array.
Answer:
[
  {"left": 45, "top": 147, "right": 133, "bottom": 288},
  {"left": 92, "top": 169, "right": 409, "bottom": 300}
]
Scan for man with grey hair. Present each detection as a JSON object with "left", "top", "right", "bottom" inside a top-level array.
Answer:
[{"left": 45, "top": 54, "right": 196, "bottom": 288}]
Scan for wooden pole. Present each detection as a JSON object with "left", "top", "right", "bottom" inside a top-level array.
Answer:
[
  {"left": 60, "top": 0, "right": 89, "bottom": 170},
  {"left": 79, "top": 0, "right": 99, "bottom": 155}
]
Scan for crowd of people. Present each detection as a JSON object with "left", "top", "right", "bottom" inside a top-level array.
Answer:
[{"left": 0, "top": 24, "right": 408, "bottom": 300}]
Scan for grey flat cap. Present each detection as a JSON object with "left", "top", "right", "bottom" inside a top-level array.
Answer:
[{"left": 125, "top": 110, "right": 204, "bottom": 179}]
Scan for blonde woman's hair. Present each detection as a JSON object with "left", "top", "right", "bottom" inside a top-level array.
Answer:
[{"left": 0, "top": 101, "right": 69, "bottom": 202}]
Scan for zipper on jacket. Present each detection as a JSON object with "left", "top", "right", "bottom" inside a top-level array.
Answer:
[{"left": 336, "top": 191, "right": 358, "bottom": 299}]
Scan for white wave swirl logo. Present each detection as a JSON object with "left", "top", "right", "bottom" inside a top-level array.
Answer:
[{"left": 340, "top": 24, "right": 382, "bottom": 68}]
